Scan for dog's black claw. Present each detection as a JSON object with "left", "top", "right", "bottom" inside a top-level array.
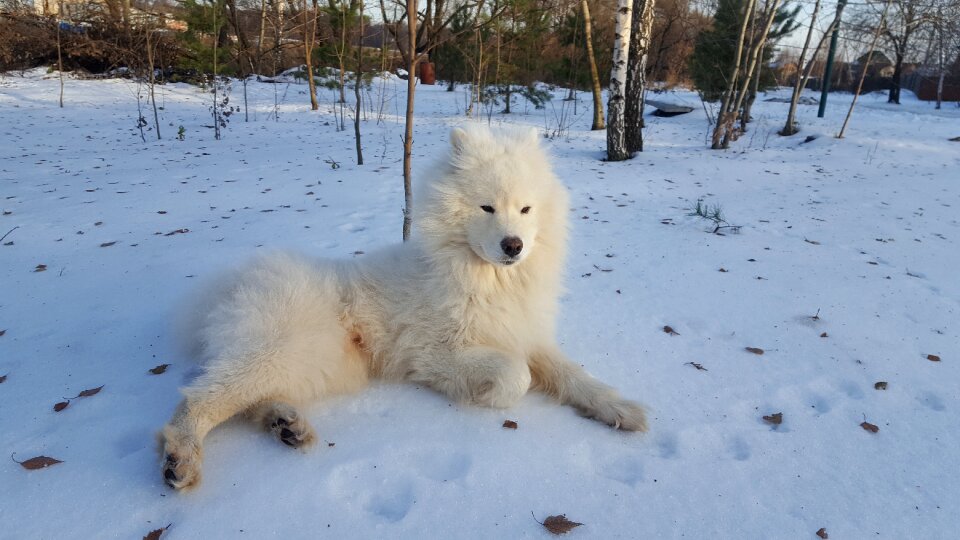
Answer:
[
  {"left": 276, "top": 417, "right": 290, "bottom": 427},
  {"left": 164, "top": 467, "right": 178, "bottom": 483}
]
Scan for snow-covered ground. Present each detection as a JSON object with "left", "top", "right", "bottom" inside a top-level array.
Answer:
[{"left": 1, "top": 69, "right": 958, "bottom": 539}]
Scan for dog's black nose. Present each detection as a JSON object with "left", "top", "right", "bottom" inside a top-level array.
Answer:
[{"left": 501, "top": 236, "right": 523, "bottom": 257}]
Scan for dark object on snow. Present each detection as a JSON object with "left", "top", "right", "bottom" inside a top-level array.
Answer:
[
  {"left": 802, "top": 135, "right": 818, "bottom": 144},
  {"left": 646, "top": 99, "right": 694, "bottom": 117},
  {"left": 949, "top": 136, "right": 960, "bottom": 142}
]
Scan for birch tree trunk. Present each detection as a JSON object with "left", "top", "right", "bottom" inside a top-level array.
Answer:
[
  {"left": 606, "top": 0, "right": 633, "bottom": 161},
  {"left": 781, "top": 0, "right": 822, "bottom": 136},
  {"left": 625, "top": 0, "right": 656, "bottom": 153},
  {"left": 402, "top": 0, "right": 418, "bottom": 240},
  {"left": 581, "top": 0, "right": 604, "bottom": 130}
]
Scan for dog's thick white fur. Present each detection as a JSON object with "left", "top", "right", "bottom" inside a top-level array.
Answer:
[{"left": 159, "top": 126, "right": 647, "bottom": 490}]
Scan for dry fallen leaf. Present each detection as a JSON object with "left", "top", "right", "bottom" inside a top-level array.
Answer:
[
  {"left": 746, "top": 347, "right": 765, "bottom": 355},
  {"left": 663, "top": 326, "right": 680, "bottom": 336},
  {"left": 927, "top": 354, "right": 941, "bottom": 362},
  {"left": 0, "top": 374, "right": 6, "bottom": 384},
  {"left": 542, "top": 514, "right": 582, "bottom": 535},
  {"left": 149, "top": 364, "right": 170, "bottom": 375},
  {"left": 143, "top": 524, "right": 171, "bottom": 540},
  {"left": 503, "top": 420, "right": 518, "bottom": 429},
  {"left": 762, "top": 412, "right": 783, "bottom": 425},
  {"left": 861, "top": 421, "right": 879, "bottom": 433},
  {"left": 0, "top": 329, "right": 5, "bottom": 337},
  {"left": 685, "top": 362, "right": 707, "bottom": 371},
  {"left": 804, "top": 239, "right": 821, "bottom": 245},
  {"left": 54, "top": 401, "right": 70, "bottom": 412},
  {"left": 816, "top": 527, "right": 828, "bottom": 539},
  {"left": 820, "top": 332, "right": 828, "bottom": 338},
  {"left": 34, "top": 264, "right": 47, "bottom": 272},
  {"left": 100, "top": 241, "right": 117, "bottom": 248},
  {"left": 78, "top": 385, "right": 104, "bottom": 398},
  {"left": 874, "top": 381, "right": 887, "bottom": 390},
  {"left": 14, "top": 454, "right": 63, "bottom": 470}
]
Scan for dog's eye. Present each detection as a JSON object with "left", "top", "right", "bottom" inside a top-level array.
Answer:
[
  {"left": 521, "top": 206, "right": 531, "bottom": 214},
  {"left": 481, "top": 205, "right": 495, "bottom": 214}
]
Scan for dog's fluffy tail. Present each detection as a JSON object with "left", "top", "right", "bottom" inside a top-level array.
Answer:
[{"left": 529, "top": 347, "right": 648, "bottom": 432}]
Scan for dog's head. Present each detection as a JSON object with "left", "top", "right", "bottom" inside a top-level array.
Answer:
[{"left": 415, "top": 126, "right": 569, "bottom": 269}]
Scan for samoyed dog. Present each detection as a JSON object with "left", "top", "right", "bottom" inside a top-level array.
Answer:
[{"left": 159, "top": 125, "right": 647, "bottom": 490}]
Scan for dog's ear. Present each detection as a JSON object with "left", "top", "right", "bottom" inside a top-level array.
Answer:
[{"left": 450, "top": 127, "right": 469, "bottom": 155}]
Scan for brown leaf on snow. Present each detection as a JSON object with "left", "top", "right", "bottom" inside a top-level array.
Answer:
[
  {"left": 34, "top": 264, "right": 47, "bottom": 272},
  {"left": 0, "top": 329, "right": 5, "bottom": 337},
  {"left": 762, "top": 412, "right": 783, "bottom": 425},
  {"left": 816, "top": 527, "right": 828, "bottom": 539},
  {"left": 164, "top": 228, "right": 189, "bottom": 236},
  {"left": 745, "top": 347, "right": 764, "bottom": 355},
  {"left": 78, "top": 385, "right": 104, "bottom": 398},
  {"left": 54, "top": 401, "right": 70, "bottom": 412},
  {"left": 13, "top": 454, "right": 63, "bottom": 470},
  {"left": 143, "top": 524, "right": 171, "bottom": 540},
  {"left": 0, "top": 374, "right": 6, "bottom": 383},
  {"left": 685, "top": 362, "right": 708, "bottom": 371},
  {"left": 820, "top": 332, "right": 828, "bottom": 338},
  {"left": 663, "top": 325, "right": 679, "bottom": 336},
  {"left": 149, "top": 364, "right": 170, "bottom": 375},
  {"left": 861, "top": 421, "right": 880, "bottom": 433},
  {"left": 927, "top": 354, "right": 941, "bottom": 362},
  {"left": 804, "top": 239, "right": 821, "bottom": 245},
  {"left": 502, "top": 420, "right": 518, "bottom": 429},
  {"left": 542, "top": 514, "right": 582, "bottom": 535},
  {"left": 100, "top": 241, "right": 117, "bottom": 248},
  {"left": 874, "top": 381, "right": 888, "bottom": 390}
]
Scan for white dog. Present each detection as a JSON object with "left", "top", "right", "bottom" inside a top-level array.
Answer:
[{"left": 160, "top": 126, "right": 648, "bottom": 490}]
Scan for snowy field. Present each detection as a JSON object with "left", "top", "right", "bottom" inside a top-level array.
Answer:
[{"left": 1, "top": 69, "right": 958, "bottom": 539}]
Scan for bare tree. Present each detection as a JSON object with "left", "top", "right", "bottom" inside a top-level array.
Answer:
[
  {"left": 303, "top": 0, "right": 319, "bottom": 110},
  {"left": 839, "top": 0, "right": 891, "bottom": 138},
  {"left": 606, "top": 0, "right": 633, "bottom": 161},
  {"left": 582, "top": 0, "right": 605, "bottom": 130},
  {"left": 354, "top": 0, "right": 365, "bottom": 164},
  {"left": 781, "top": 0, "right": 824, "bottom": 136},
  {"left": 402, "top": 0, "right": 417, "bottom": 240},
  {"left": 710, "top": 0, "right": 755, "bottom": 149}
]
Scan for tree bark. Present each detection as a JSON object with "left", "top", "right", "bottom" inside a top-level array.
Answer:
[
  {"left": 304, "top": 0, "right": 319, "bottom": 110},
  {"left": 711, "top": 0, "right": 755, "bottom": 149},
  {"left": 583, "top": 0, "right": 605, "bottom": 131},
  {"left": 625, "top": 0, "right": 656, "bottom": 153},
  {"left": 781, "top": 0, "right": 822, "bottom": 136},
  {"left": 402, "top": 0, "right": 418, "bottom": 240},
  {"left": 257, "top": 0, "right": 268, "bottom": 74},
  {"left": 606, "top": 0, "right": 633, "bottom": 161},
  {"left": 720, "top": 0, "right": 779, "bottom": 147}
]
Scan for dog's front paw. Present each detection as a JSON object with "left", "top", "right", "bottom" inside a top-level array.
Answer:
[
  {"left": 158, "top": 428, "right": 203, "bottom": 491},
  {"left": 579, "top": 397, "right": 649, "bottom": 432}
]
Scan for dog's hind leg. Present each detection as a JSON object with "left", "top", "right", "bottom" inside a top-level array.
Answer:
[
  {"left": 159, "top": 365, "right": 280, "bottom": 490},
  {"left": 529, "top": 346, "right": 648, "bottom": 432},
  {"left": 246, "top": 401, "right": 317, "bottom": 448}
]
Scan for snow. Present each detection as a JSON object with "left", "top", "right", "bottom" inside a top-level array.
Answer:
[{"left": 1, "top": 69, "right": 958, "bottom": 539}]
